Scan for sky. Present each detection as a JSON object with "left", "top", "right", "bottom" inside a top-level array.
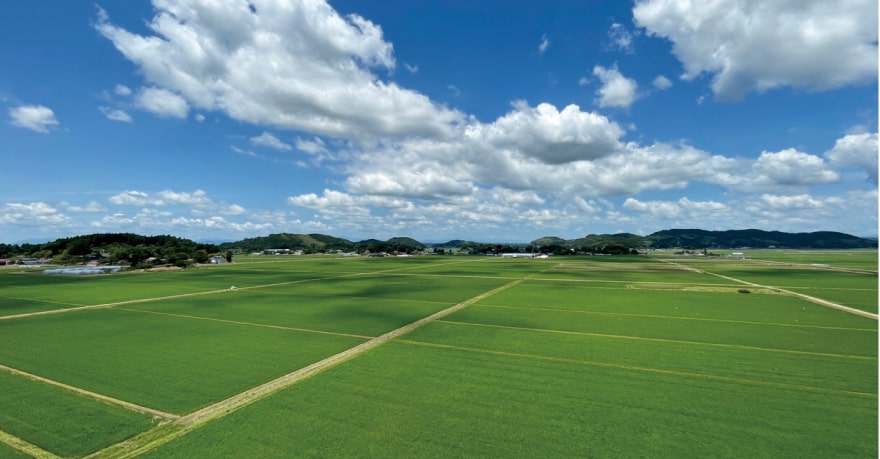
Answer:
[{"left": 1, "top": 0, "right": 878, "bottom": 244}]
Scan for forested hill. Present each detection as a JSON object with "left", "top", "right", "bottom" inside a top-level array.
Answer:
[
  {"left": 647, "top": 229, "right": 876, "bottom": 249},
  {"left": 2, "top": 229, "right": 874, "bottom": 262},
  {"left": 530, "top": 229, "right": 877, "bottom": 251},
  {"left": 0, "top": 233, "right": 219, "bottom": 266},
  {"left": 219, "top": 233, "right": 355, "bottom": 253}
]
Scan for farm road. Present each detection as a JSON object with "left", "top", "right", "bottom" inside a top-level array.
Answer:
[
  {"left": 87, "top": 276, "right": 526, "bottom": 459},
  {"left": 659, "top": 259, "right": 878, "bottom": 320},
  {"left": 0, "top": 429, "right": 58, "bottom": 459}
]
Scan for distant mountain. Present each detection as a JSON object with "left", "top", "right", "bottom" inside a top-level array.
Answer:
[
  {"left": 430, "top": 239, "right": 474, "bottom": 249},
  {"left": 219, "top": 233, "right": 355, "bottom": 252},
  {"left": 8, "top": 229, "right": 871, "bottom": 261},
  {"left": 384, "top": 237, "right": 425, "bottom": 249},
  {"left": 647, "top": 229, "right": 876, "bottom": 249},
  {"left": 221, "top": 233, "right": 426, "bottom": 253},
  {"left": 530, "top": 236, "right": 567, "bottom": 247},
  {"left": 530, "top": 229, "right": 878, "bottom": 250}
]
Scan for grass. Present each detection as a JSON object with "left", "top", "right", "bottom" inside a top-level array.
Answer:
[
  {"left": 713, "top": 249, "right": 878, "bottom": 270},
  {"left": 0, "top": 442, "right": 30, "bottom": 459},
  {"left": 0, "top": 308, "right": 366, "bottom": 414},
  {"left": 447, "top": 304, "right": 876, "bottom": 356},
  {"left": 0, "top": 370, "right": 154, "bottom": 457},
  {"left": 406, "top": 321, "right": 877, "bottom": 394},
  {"left": 145, "top": 341, "right": 877, "bottom": 458},
  {"left": 0, "top": 253, "right": 875, "bottom": 457},
  {"left": 481, "top": 281, "right": 875, "bottom": 328}
]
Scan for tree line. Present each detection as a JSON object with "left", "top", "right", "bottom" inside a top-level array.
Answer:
[{"left": 0, "top": 233, "right": 223, "bottom": 268}]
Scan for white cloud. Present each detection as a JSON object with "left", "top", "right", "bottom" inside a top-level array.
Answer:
[
  {"left": 61, "top": 201, "right": 106, "bottom": 213},
  {"left": 592, "top": 65, "right": 638, "bottom": 108},
  {"left": 759, "top": 194, "right": 824, "bottom": 210},
  {"left": 607, "top": 23, "right": 634, "bottom": 54},
  {"left": 538, "top": 34, "right": 550, "bottom": 54},
  {"left": 231, "top": 145, "right": 259, "bottom": 157},
  {"left": 749, "top": 148, "right": 839, "bottom": 188},
  {"left": 404, "top": 63, "right": 418, "bottom": 74},
  {"left": 623, "top": 198, "right": 681, "bottom": 218},
  {"left": 0, "top": 202, "right": 67, "bottom": 225},
  {"left": 825, "top": 132, "right": 878, "bottom": 183},
  {"left": 108, "top": 189, "right": 246, "bottom": 216},
  {"left": 135, "top": 87, "right": 189, "bottom": 118},
  {"left": 108, "top": 190, "right": 151, "bottom": 206},
  {"left": 92, "top": 209, "right": 273, "bottom": 236},
  {"left": 114, "top": 84, "right": 132, "bottom": 96},
  {"left": 295, "top": 137, "right": 328, "bottom": 155},
  {"left": 99, "top": 106, "right": 133, "bottom": 123},
  {"left": 469, "top": 101, "right": 626, "bottom": 165},
  {"left": 633, "top": 0, "right": 878, "bottom": 99},
  {"left": 347, "top": 170, "right": 473, "bottom": 200},
  {"left": 9, "top": 105, "right": 59, "bottom": 133},
  {"left": 73, "top": 0, "right": 875, "bottom": 242},
  {"left": 194, "top": 113, "right": 205, "bottom": 122},
  {"left": 250, "top": 132, "right": 292, "bottom": 151},
  {"left": 336, "top": 115, "right": 732, "bottom": 204},
  {"left": 96, "top": 1, "right": 463, "bottom": 142},
  {"left": 652, "top": 75, "right": 672, "bottom": 90}
]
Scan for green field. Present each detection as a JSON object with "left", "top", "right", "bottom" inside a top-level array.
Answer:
[{"left": 0, "top": 253, "right": 875, "bottom": 457}]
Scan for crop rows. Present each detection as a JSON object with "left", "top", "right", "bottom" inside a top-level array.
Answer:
[{"left": 0, "top": 253, "right": 875, "bottom": 457}]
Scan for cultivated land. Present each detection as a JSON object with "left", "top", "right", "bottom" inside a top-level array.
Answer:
[{"left": 0, "top": 251, "right": 875, "bottom": 457}]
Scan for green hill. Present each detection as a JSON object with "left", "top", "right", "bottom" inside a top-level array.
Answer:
[
  {"left": 219, "top": 233, "right": 355, "bottom": 253},
  {"left": 530, "top": 229, "right": 877, "bottom": 251}
]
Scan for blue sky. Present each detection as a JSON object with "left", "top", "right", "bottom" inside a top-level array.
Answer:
[{"left": 2, "top": 0, "right": 877, "bottom": 243}]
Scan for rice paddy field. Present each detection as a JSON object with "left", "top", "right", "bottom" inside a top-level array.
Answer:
[{"left": 0, "top": 250, "right": 876, "bottom": 458}]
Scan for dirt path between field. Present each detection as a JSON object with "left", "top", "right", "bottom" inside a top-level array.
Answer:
[
  {"left": 86, "top": 277, "right": 524, "bottom": 459},
  {"left": 660, "top": 260, "right": 878, "bottom": 320},
  {"left": 748, "top": 258, "right": 878, "bottom": 275},
  {"left": 0, "top": 429, "right": 59, "bottom": 459},
  {"left": 0, "top": 364, "right": 179, "bottom": 420}
]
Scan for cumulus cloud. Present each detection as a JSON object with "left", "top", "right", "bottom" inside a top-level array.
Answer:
[
  {"left": 592, "top": 65, "right": 638, "bottom": 108},
  {"left": 135, "top": 87, "right": 189, "bottom": 118},
  {"left": 0, "top": 202, "right": 67, "bottom": 225},
  {"left": 633, "top": 0, "right": 878, "bottom": 99},
  {"left": 749, "top": 148, "right": 839, "bottom": 188},
  {"left": 250, "top": 132, "right": 292, "bottom": 151},
  {"left": 295, "top": 137, "right": 328, "bottom": 155},
  {"left": 340, "top": 121, "right": 735, "bottom": 204},
  {"left": 109, "top": 189, "right": 245, "bottom": 215},
  {"left": 9, "top": 105, "right": 59, "bottom": 133},
  {"left": 825, "top": 132, "right": 878, "bottom": 183},
  {"left": 652, "top": 75, "right": 672, "bottom": 90},
  {"left": 469, "top": 101, "right": 626, "bottom": 164},
  {"left": 347, "top": 170, "right": 473, "bottom": 200},
  {"left": 95, "top": 0, "right": 463, "bottom": 142},
  {"left": 80, "top": 0, "right": 876, "bottom": 241},
  {"left": 114, "top": 84, "right": 132, "bottom": 96},
  {"left": 759, "top": 193, "right": 824, "bottom": 210},
  {"left": 99, "top": 106, "right": 133, "bottom": 122}
]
